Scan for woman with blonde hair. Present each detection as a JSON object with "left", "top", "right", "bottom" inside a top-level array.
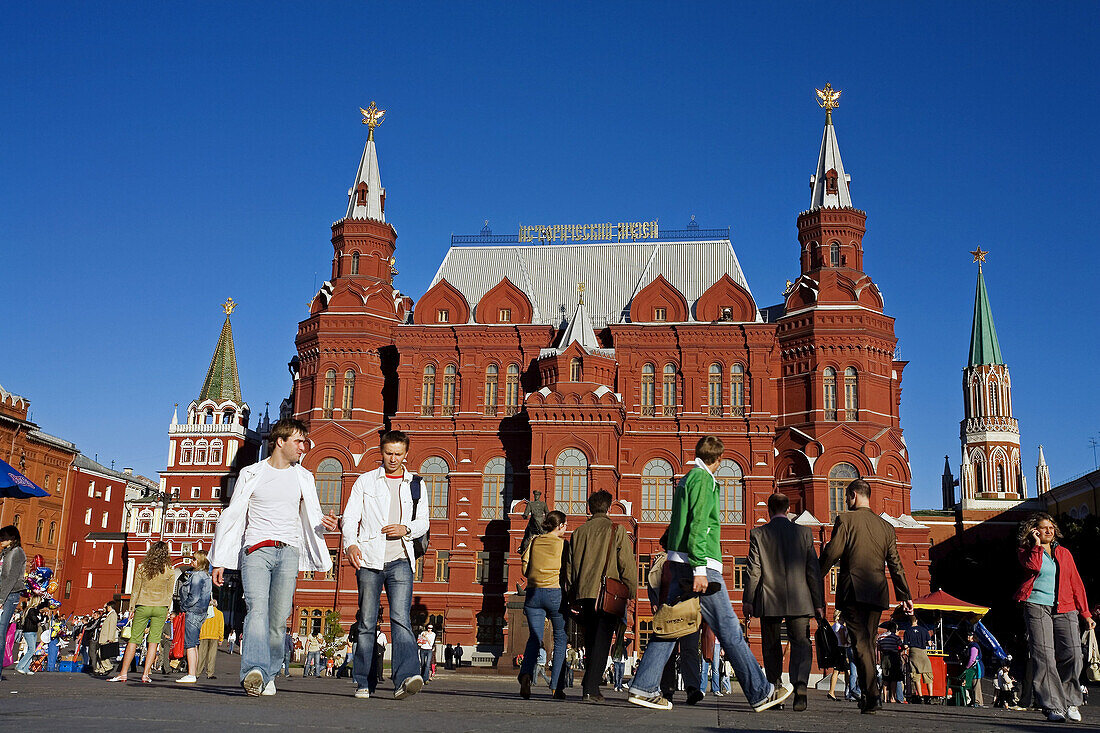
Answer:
[
  {"left": 177, "top": 550, "right": 213, "bottom": 684},
  {"left": 109, "top": 541, "right": 179, "bottom": 683}
]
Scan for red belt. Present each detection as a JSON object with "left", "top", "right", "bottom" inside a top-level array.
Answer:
[{"left": 245, "top": 540, "right": 287, "bottom": 555}]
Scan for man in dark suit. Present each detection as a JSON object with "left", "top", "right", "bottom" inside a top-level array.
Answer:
[
  {"left": 744, "top": 492, "right": 825, "bottom": 712},
  {"left": 820, "top": 478, "right": 912, "bottom": 714}
]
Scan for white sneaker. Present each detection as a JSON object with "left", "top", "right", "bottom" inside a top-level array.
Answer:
[
  {"left": 261, "top": 680, "right": 276, "bottom": 696},
  {"left": 394, "top": 674, "right": 424, "bottom": 700},
  {"left": 176, "top": 675, "right": 198, "bottom": 684},
  {"left": 242, "top": 669, "right": 265, "bottom": 697},
  {"left": 1067, "top": 706, "right": 1082, "bottom": 722},
  {"left": 1048, "top": 710, "right": 1067, "bottom": 723},
  {"left": 355, "top": 688, "right": 371, "bottom": 698},
  {"left": 753, "top": 683, "right": 793, "bottom": 713}
]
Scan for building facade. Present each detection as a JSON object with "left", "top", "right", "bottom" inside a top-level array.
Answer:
[{"left": 288, "top": 92, "right": 932, "bottom": 656}]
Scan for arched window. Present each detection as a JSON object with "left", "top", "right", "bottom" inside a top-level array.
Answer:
[
  {"left": 421, "top": 365, "right": 436, "bottom": 416},
  {"left": 191, "top": 511, "right": 205, "bottom": 535},
  {"left": 995, "top": 462, "right": 1007, "bottom": 493},
  {"left": 829, "top": 241, "right": 840, "bottom": 267},
  {"left": 176, "top": 510, "right": 190, "bottom": 536},
  {"left": 138, "top": 510, "right": 152, "bottom": 535},
  {"left": 222, "top": 409, "right": 235, "bottom": 424},
  {"left": 350, "top": 251, "right": 360, "bottom": 275},
  {"left": 988, "top": 381, "right": 1000, "bottom": 416},
  {"left": 322, "top": 369, "right": 336, "bottom": 419},
  {"left": 640, "top": 363, "right": 655, "bottom": 416},
  {"left": 505, "top": 364, "right": 521, "bottom": 416},
  {"left": 484, "top": 365, "right": 499, "bottom": 416},
  {"left": 730, "top": 363, "right": 745, "bottom": 417},
  {"left": 204, "top": 409, "right": 214, "bottom": 424},
  {"left": 828, "top": 462, "right": 860, "bottom": 519},
  {"left": 342, "top": 370, "right": 355, "bottom": 414},
  {"left": 823, "top": 367, "right": 838, "bottom": 420},
  {"left": 209, "top": 439, "right": 223, "bottom": 465},
  {"left": 442, "top": 365, "right": 457, "bottom": 416},
  {"left": 36, "top": 520, "right": 44, "bottom": 542},
  {"left": 194, "top": 440, "right": 208, "bottom": 464},
  {"left": 716, "top": 460, "right": 744, "bottom": 523},
  {"left": 641, "top": 459, "right": 674, "bottom": 522},
  {"left": 47, "top": 522, "right": 56, "bottom": 544},
  {"left": 314, "top": 458, "right": 343, "bottom": 515},
  {"left": 480, "top": 457, "right": 513, "bottom": 520},
  {"left": 844, "top": 367, "right": 859, "bottom": 420},
  {"left": 204, "top": 511, "right": 218, "bottom": 535},
  {"left": 420, "top": 456, "right": 450, "bottom": 519},
  {"left": 662, "top": 364, "right": 677, "bottom": 416},
  {"left": 555, "top": 449, "right": 589, "bottom": 515},
  {"left": 569, "top": 358, "right": 582, "bottom": 382},
  {"left": 180, "top": 440, "right": 194, "bottom": 464},
  {"left": 708, "top": 363, "right": 723, "bottom": 416}
]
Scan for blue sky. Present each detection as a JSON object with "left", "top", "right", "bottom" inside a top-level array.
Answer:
[{"left": 3, "top": 3, "right": 1097, "bottom": 509}]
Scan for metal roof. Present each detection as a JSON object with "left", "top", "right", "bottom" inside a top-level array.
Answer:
[
  {"left": 429, "top": 238, "right": 756, "bottom": 328},
  {"left": 968, "top": 266, "right": 1004, "bottom": 366}
]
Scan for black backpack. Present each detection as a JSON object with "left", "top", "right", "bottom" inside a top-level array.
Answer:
[{"left": 409, "top": 475, "right": 429, "bottom": 558}]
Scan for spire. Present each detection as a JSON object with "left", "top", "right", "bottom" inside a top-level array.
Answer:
[
  {"left": 345, "top": 102, "right": 387, "bottom": 222},
  {"left": 967, "top": 249, "right": 1005, "bottom": 366},
  {"left": 557, "top": 288, "right": 601, "bottom": 353},
  {"left": 171, "top": 403, "right": 178, "bottom": 426},
  {"left": 1036, "top": 445, "right": 1051, "bottom": 496},
  {"left": 941, "top": 455, "right": 956, "bottom": 510},
  {"left": 809, "top": 83, "right": 852, "bottom": 210},
  {"left": 199, "top": 299, "right": 243, "bottom": 404}
]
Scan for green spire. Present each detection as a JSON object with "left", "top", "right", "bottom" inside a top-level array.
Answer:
[
  {"left": 968, "top": 265, "right": 1004, "bottom": 367},
  {"left": 199, "top": 305, "right": 243, "bottom": 404}
]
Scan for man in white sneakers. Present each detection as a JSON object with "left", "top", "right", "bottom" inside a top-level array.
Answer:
[
  {"left": 343, "top": 430, "right": 428, "bottom": 700},
  {"left": 210, "top": 418, "right": 337, "bottom": 697}
]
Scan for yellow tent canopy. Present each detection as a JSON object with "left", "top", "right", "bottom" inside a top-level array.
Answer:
[{"left": 912, "top": 590, "right": 989, "bottom": 617}]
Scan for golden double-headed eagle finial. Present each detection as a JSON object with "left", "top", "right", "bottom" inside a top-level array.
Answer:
[
  {"left": 816, "top": 83, "right": 842, "bottom": 123},
  {"left": 222, "top": 297, "right": 237, "bottom": 316},
  {"left": 360, "top": 101, "right": 386, "bottom": 141}
]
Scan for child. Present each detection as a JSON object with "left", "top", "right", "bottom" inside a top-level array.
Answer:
[{"left": 993, "top": 663, "right": 1022, "bottom": 710}]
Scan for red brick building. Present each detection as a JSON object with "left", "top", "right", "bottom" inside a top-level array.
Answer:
[
  {"left": 288, "top": 94, "right": 932, "bottom": 657},
  {"left": 61, "top": 456, "right": 156, "bottom": 614},
  {"left": 0, "top": 383, "right": 78, "bottom": 578}
]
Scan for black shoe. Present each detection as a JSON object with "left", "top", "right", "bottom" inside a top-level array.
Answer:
[
  {"left": 518, "top": 673, "right": 532, "bottom": 700},
  {"left": 552, "top": 689, "right": 567, "bottom": 700},
  {"left": 582, "top": 693, "right": 605, "bottom": 703},
  {"left": 793, "top": 693, "right": 807, "bottom": 711},
  {"left": 685, "top": 688, "right": 704, "bottom": 706},
  {"left": 860, "top": 696, "right": 882, "bottom": 714},
  {"left": 208, "top": 675, "right": 217, "bottom": 680}
]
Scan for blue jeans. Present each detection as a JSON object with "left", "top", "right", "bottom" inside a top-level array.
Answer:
[
  {"left": 629, "top": 563, "right": 772, "bottom": 706},
  {"left": 16, "top": 631, "right": 37, "bottom": 673},
  {"left": 647, "top": 583, "right": 702, "bottom": 693},
  {"left": 520, "top": 587, "right": 566, "bottom": 690},
  {"left": 613, "top": 661, "right": 625, "bottom": 689},
  {"left": 845, "top": 647, "right": 862, "bottom": 699},
  {"left": 282, "top": 650, "right": 292, "bottom": 676},
  {"left": 353, "top": 559, "right": 418, "bottom": 692},
  {"left": 305, "top": 651, "right": 320, "bottom": 675},
  {"left": 0, "top": 591, "right": 19, "bottom": 671},
  {"left": 47, "top": 639, "right": 58, "bottom": 671},
  {"left": 240, "top": 545, "right": 300, "bottom": 685}
]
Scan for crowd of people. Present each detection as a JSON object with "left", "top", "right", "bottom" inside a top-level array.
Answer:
[{"left": 0, "top": 420, "right": 1095, "bottom": 727}]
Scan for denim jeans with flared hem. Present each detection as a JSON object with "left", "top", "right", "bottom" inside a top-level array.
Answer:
[{"left": 240, "top": 545, "right": 300, "bottom": 685}]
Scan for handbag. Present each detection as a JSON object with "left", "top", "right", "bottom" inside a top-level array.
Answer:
[
  {"left": 652, "top": 595, "right": 701, "bottom": 639},
  {"left": 814, "top": 620, "right": 843, "bottom": 669},
  {"left": 171, "top": 613, "right": 186, "bottom": 659},
  {"left": 1085, "top": 628, "right": 1100, "bottom": 683},
  {"left": 596, "top": 523, "right": 629, "bottom": 617}
]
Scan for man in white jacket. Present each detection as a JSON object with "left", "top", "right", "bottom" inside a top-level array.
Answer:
[
  {"left": 210, "top": 418, "right": 337, "bottom": 697},
  {"left": 343, "top": 430, "right": 428, "bottom": 700}
]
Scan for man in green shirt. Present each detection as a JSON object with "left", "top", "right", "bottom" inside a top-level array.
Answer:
[{"left": 628, "top": 436, "right": 791, "bottom": 712}]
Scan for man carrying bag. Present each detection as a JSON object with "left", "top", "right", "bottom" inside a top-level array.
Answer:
[{"left": 568, "top": 489, "right": 635, "bottom": 703}]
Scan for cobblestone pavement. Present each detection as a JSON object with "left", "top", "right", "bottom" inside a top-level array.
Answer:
[{"left": 1, "top": 652, "right": 1091, "bottom": 732}]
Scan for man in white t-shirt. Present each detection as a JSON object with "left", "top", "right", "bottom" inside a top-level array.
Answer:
[
  {"left": 210, "top": 419, "right": 337, "bottom": 697},
  {"left": 343, "top": 430, "right": 428, "bottom": 700},
  {"left": 417, "top": 625, "right": 437, "bottom": 681}
]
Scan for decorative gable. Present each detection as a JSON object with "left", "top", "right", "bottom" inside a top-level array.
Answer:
[
  {"left": 695, "top": 273, "right": 758, "bottom": 322},
  {"left": 630, "top": 274, "right": 689, "bottom": 323},
  {"left": 413, "top": 278, "right": 471, "bottom": 325},
  {"left": 474, "top": 277, "right": 533, "bottom": 324}
]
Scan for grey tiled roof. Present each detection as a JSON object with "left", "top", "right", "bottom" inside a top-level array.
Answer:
[{"left": 429, "top": 239, "right": 756, "bottom": 328}]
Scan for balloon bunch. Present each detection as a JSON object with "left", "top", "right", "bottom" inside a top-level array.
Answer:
[{"left": 24, "top": 554, "right": 61, "bottom": 608}]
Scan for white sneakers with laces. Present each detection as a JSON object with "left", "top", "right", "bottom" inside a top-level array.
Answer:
[
  {"left": 1066, "top": 706, "right": 1082, "bottom": 722},
  {"left": 261, "top": 680, "right": 276, "bottom": 696}
]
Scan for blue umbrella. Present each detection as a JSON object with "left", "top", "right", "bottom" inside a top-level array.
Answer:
[{"left": 0, "top": 457, "right": 50, "bottom": 498}]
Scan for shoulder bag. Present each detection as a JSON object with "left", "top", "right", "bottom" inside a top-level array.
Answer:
[{"left": 596, "top": 523, "right": 630, "bottom": 618}]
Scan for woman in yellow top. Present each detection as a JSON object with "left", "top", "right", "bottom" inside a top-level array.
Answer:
[
  {"left": 109, "top": 541, "right": 180, "bottom": 683},
  {"left": 518, "top": 510, "right": 569, "bottom": 700}
]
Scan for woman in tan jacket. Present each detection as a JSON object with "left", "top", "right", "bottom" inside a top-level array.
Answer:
[
  {"left": 518, "top": 510, "right": 569, "bottom": 700},
  {"left": 109, "top": 541, "right": 180, "bottom": 683}
]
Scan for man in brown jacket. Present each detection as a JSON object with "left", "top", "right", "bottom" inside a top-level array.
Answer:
[
  {"left": 819, "top": 479, "right": 912, "bottom": 714},
  {"left": 568, "top": 489, "right": 634, "bottom": 702}
]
